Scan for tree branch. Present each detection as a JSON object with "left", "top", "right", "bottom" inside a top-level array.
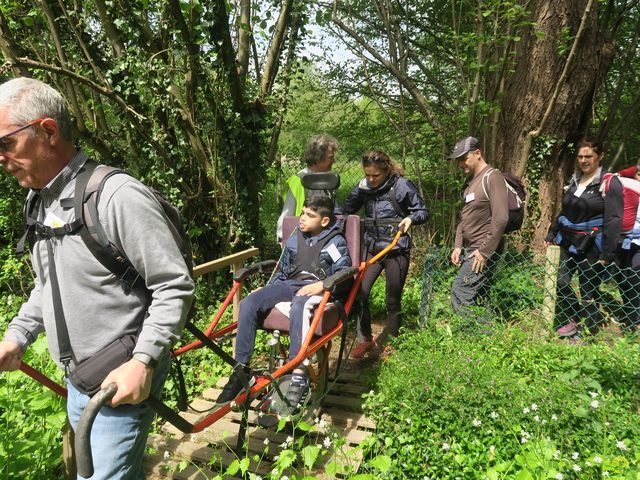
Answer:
[
  {"left": 332, "top": 1, "right": 444, "bottom": 136},
  {"left": 260, "top": 0, "right": 294, "bottom": 98}
]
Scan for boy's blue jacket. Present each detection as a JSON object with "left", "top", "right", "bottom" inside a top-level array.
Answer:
[{"left": 271, "top": 220, "right": 352, "bottom": 284}]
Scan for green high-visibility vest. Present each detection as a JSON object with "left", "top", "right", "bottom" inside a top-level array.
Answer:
[{"left": 284, "top": 174, "right": 305, "bottom": 216}]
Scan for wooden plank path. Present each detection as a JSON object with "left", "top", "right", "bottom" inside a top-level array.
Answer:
[{"left": 144, "top": 371, "right": 375, "bottom": 479}]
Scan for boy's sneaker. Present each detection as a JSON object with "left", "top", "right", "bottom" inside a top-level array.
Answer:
[
  {"left": 286, "top": 373, "right": 309, "bottom": 408},
  {"left": 216, "top": 365, "right": 255, "bottom": 405},
  {"left": 351, "top": 339, "right": 377, "bottom": 359},
  {"left": 557, "top": 320, "right": 579, "bottom": 337}
]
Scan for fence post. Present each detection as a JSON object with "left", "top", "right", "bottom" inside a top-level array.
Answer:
[{"left": 542, "top": 245, "right": 561, "bottom": 329}]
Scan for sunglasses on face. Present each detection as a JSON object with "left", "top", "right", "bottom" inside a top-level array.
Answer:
[{"left": 0, "top": 118, "right": 44, "bottom": 152}]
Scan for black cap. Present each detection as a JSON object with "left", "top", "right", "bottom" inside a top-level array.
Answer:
[{"left": 448, "top": 136, "right": 480, "bottom": 159}]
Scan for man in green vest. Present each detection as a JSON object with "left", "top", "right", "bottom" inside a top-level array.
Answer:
[{"left": 277, "top": 134, "right": 339, "bottom": 241}]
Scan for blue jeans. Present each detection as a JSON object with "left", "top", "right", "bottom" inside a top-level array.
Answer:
[
  {"left": 66, "top": 355, "right": 170, "bottom": 480},
  {"left": 234, "top": 280, "right": 313, "bottom": 366}
]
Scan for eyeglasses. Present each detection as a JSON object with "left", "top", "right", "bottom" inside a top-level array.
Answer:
[{"left": 0, "top": 118, "right": 44, "bottom": 152}]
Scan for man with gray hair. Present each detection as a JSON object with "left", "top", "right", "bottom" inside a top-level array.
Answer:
[
  {"left": 0, "top": 77, "right": 194, "bottom": 478},
  {"left": 276, "top": 133, "right": 339, "bottom": 241},
  {"left": 448, "top": 136, "right": 509, "bottom": 327}
]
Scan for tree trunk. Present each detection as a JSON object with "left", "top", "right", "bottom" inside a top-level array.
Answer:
[{"left": 493, "top": 0, "right": 614, "bottom": 250}]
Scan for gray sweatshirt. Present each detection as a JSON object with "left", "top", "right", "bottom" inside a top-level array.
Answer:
[{"left": 4, "top": 151, "right": 194, "bottom": 369}]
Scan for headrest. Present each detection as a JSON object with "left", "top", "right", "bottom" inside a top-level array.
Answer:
[{"left": 301, "top": 172, "right": 340, "bottom": 191}]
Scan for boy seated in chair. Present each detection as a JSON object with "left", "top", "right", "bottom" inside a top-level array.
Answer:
[{"left": 216, "top": 195, "right": 352, "bottom": 407}]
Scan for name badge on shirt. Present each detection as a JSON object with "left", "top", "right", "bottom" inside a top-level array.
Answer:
[
  {"left": 573, "top": 185, "right": 586, "bottom": 197},
  {"left": 465, "top": 192, "right": 475, "bottom": 203},
  {"left": 43, "top": 210, "right": 65, "bottom": 228},
  {"left": 325, "top": 243, "right": 342, "bottom": 262}
]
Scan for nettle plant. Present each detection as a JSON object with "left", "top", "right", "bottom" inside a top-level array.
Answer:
[{"left": 364, "top": 328, "right": 640, "bottom": 479}]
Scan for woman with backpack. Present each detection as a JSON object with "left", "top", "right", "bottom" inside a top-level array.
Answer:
[
  {"left": 606, "top": 163, "right": 640, "bottom": 333},
  {"left": 340, "top": 150, "right": 429, "bottom": 358},
  {"left": 545, "top": 139, "right": 622, "bottom": 339}
]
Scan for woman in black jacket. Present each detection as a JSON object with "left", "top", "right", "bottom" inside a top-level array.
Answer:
[
  {"left": 341, "top": 150, "right": 429, "bottom": 358},
  {"left": 545, "top": 139, "right": 622, "bottom": 338}
]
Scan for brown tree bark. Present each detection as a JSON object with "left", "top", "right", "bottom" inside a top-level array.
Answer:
[{"left": 493, "top": 0, "right": 614, "bottom": 251}]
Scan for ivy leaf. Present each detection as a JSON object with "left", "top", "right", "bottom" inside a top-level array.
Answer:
[{"left": 369, "top": 454, "right": 392, "bottom": 473}]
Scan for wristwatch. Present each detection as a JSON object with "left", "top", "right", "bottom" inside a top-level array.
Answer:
[{"left": 132, "top": 353, "right": 158, "bottom": 369}]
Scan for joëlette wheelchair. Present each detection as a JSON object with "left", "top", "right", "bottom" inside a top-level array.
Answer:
[{"left": 19, "top": 173, "right": 406, "bottom": 478}]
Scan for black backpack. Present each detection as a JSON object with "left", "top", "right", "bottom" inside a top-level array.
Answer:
[
  {"left": 482, "top": 168, "right": 526, "bottom": 233},
  {"left": 19, "top": 160, "right": 193, "bottom": 292}
]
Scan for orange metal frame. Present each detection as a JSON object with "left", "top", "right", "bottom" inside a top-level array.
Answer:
[{"left": 19, "top": 230, "right": 404, "bottom": 434}]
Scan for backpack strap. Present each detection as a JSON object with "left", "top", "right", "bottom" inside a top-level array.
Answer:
[
  {"left": 481, "top": 168, "right": 496, "bottom": 201},
  {"left": 75, "top": 161, "right": 146, "bottom": 293},
  {"left": 599, "top": 172, "right": 617, "bottom": 197},
  {"left": 16, "top": 191, "right": 42, "bottom": 257},
  {"left": 388, "top": 179, "right": 407, "bottom": 218}
]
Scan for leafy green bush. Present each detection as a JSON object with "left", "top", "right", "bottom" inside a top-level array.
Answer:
[
  {"left": 0, "top": 336, "right": 66, "bottom": 478},
  {"left": 364, "top": 328, "right": 640, "bottom": 479}
]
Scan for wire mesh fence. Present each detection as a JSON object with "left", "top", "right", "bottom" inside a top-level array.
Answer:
[{"left": 418, "top": 244, "right": 640, "bottom": 339}]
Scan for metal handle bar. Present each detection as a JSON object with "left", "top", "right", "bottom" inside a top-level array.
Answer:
[
  {"left": 75, "top": 383, "right": 117, "bottom": 478},
  {"left": 232, "top": 259, "right": 277, "bottom": 282},
  {"left": 75, "top": 382, "right": 194, "bottom": 478}
]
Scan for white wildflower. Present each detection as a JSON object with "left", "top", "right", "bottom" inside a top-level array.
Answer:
[
  {"left": 531, "top": 403, "right": 538, "bottom": 411},
  {"left": 542, "top": 419, "right": 547, "bottom": 425},
  {"left": 551, "top": 414, "right": 558, "bottom": 421},
  {"left": 163, "top": 451, "right": 170, "bottom": 459},
  {"left": 442, "top": 443, "right": 450, "bottom": 451},
  {"left": 616, "top": 440, "right": 627, "bottom": 451},
  {"left": 523, "top": 407, "right": 530, "bottom": 414},
  {"left": 323, "top": 437, "right": 332, "bottom": 449},
  {"left": 263, "top": 438, "right": 269, "bottom": 446},
  {"left": 603, "top": 471, "right": 610, "bottom": 477},
  {"left": 590, "top": 400, "right": 600, "bottom": 409},
  {"left": 406, "top": 417, "right": 412, "bottom": 424},
  {"left": 472, "top": 418, "right": 482, "bottom": 427},
  {"left": 572, "top": 452, "right": 579, "bottom": 460},
  {"left": 555, "top": 473, "right": 564, "bottom": 480},
  {"left": 318, "top": 418, "right": 327, "bottom": 429},
  {"left": 521, "top": 437, "right": 528, "bottom": 444},
  {"left": 490, "top": 411, "right": 498, "bottom": 419},
  {"left": 533, "top": 415, "right": 540, "bottom": 422},
  {"left": 281, "top": 477, "right": 289, "bottom": 480},
  {"left": 589, "top": 391, "right": 598, "bottom": 398},
  {"left": 573, "top": 464, "right": 581, "bottom": 472},
  {"left": 553, "top": 450, "right": 560, "bottom": 460}
]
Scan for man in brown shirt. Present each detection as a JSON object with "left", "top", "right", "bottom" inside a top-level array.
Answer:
[{"left": 449, "top": 136, "right": 509, "bottom": 322}]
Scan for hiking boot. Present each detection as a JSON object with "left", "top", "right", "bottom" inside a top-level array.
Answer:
[
  {"left": 286, "top": 373, "right": 309, "bottom": 408},
  {"left": 557, "top": 320, "right": 579, "bottom": 338},
  {"left": 351, "top": 339, "right": 377, "bottom": 359},
  {"left": 216, "top": 365, "right": 255, "bottom": 405}
]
